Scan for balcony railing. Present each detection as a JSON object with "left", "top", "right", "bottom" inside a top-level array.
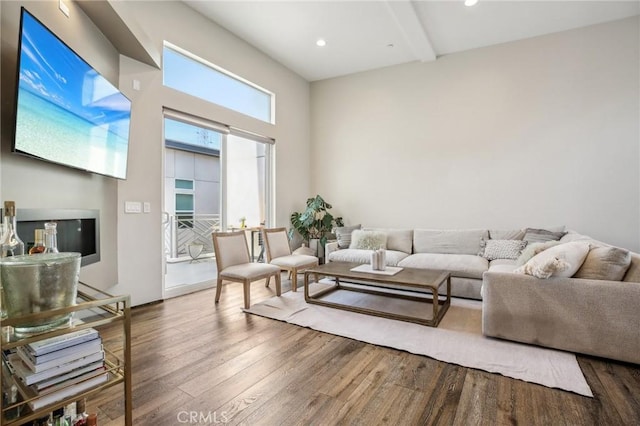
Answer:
[{"left": 163, "top": 213, "right": 221, "bottom": 260}]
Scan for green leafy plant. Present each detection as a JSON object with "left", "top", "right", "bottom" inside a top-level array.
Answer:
[{"left": 289, "top": 195, "right": 344, "bottom": 247}]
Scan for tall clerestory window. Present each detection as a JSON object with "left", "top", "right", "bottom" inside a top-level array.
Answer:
[{"left": 162, "top": 42, "right": 274, "bottom": 124}]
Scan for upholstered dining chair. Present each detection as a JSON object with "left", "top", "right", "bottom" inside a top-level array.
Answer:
[
  {"left": 262, "top": 227, "right": 319, "bottom": 292},
  {"left": 212, "top": 231, "right": 282, "bottom": 309}
]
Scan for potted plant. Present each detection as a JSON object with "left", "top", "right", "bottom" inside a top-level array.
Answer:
[{"left": 289, "top": 195, "right": 343, "bottom": 259}]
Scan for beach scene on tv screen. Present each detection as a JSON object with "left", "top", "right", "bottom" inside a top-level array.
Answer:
[{"left": 14, "top": 11, "right": 131, "bottom": 179}]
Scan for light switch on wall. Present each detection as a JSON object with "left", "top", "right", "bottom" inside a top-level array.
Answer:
[
  {"left": 125, "top": 201, "right": 142, "bottom": 214},
  {"left": 143, "top": 202, "right": 151, "bottom": 213}
]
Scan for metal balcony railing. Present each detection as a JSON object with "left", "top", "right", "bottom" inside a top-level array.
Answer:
[{"left": 163, "top": 213, "right": 221, "bottom": 260}]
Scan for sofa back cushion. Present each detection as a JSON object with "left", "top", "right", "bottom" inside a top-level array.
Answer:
[
  {"left": 364, "top": 228, "right": 413, "bottom": 254},
  {"left": 413, "top": 229, "right": 489, "bottom": 255},
  {"left": 488, "top": 229, "right": 525, "bottom": 240}
]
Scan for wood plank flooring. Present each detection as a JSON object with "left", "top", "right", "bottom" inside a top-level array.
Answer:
[{"left": 88, "top": 279, "right": 640, "bottom": 425}]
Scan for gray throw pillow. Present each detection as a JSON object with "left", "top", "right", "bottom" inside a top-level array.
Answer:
[
  {"left": 523, "top": 228, "right": 567, "bottom": 243},
  {"left": 335, "top": 224, "right": 361, "bottom": 249}
]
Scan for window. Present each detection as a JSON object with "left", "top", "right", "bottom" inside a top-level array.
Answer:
[
  {"left": 175, "top": 179, "right": 194, "bottom": 229},
  {"left": 175, "top": 179, "right": 194, "bottom": 190},
  {"left": 163, "top": 43, "right": 274, "bottom": 123}
]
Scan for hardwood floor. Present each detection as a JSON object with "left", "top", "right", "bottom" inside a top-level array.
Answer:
[{"left": 89, "top": 279, "right": 640, "bottom": 425}]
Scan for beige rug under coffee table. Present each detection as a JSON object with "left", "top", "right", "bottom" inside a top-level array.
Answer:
[{"left": 303, "top": 261, "right": 451, "bottom": 327}]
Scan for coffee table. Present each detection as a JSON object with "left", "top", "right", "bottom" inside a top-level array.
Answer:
[{"left": 303, "top": 262, "right": 451, "bottom": 327}]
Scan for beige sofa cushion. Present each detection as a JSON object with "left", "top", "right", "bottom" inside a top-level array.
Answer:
[
  {"left": 328, "top": 249, "right": 409, "bottom": 266},
  {"left": 488, "top": 264, "right": 519, "bottom": 273},
  {"left": 488, "top": 259, "right": 518, "bottom": 273},
  {"left": 398, "top": 253, "right": 488, "bottom": 279},
  {"left": 364, "top": 228, "right": 413, "bottom": 253},
  {"left": 573, "top": 246, "right": 631, "bottom": 281},
  {"left": 413, "top": 229, "right": 489, "bottom": 255}
]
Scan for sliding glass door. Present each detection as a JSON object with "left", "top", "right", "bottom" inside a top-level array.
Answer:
[
  {"left": 225, "top": 134, "right": 268, "bottom": 230},
  {"left": 163, "top": 112, "right": 272, "bottom": 296}
]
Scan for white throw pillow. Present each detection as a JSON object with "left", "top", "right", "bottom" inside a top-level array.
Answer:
[
  {"left": 349, "top": 230, "right": 387, "bottom": 250},
  {"left": 480, "top": 239, "right": 528, "bottom": 260},
  {"left": 514, "top": 241, "right": 590, "bottom": 278},
  {"left": 515, "top": 256, "right": 570, "bottom": 279}
]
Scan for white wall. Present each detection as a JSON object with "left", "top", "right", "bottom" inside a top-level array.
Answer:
[
  {"left": 110, "top": 1, "right": 311, "bottom": 304},
  {"left": 1, "top": 1, "right": 312, "bottom": 305},
  {"left": 311, "top": 17, "right": 640, "bottom": 252}
]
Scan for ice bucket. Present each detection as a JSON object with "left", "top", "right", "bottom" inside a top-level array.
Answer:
[{"left": 0, "top": 252, "right": 81, "bottom": 333}]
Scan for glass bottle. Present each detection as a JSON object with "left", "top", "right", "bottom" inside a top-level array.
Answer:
[
  {"left": 29, "top": 229, "right": 46, "bottom": 254},
  {"left": 1, "top": 201, "right": 25, "bottom": 257},
  {"left": 72, "top": 399, "right": 88, "bottom": 426},
  {"left": 52, "top": 407, "right": 69, "bottom": 426},
  {"left": 43, "top": 222, "right": 59, "bottom": 253}
]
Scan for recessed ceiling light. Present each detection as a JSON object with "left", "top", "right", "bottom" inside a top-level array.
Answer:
[
  {"left": 316, "top": 39, "right": 326, "bottom": 47},
  {"left": 464, "top": 0, "right": 478, "bottom": 6}
]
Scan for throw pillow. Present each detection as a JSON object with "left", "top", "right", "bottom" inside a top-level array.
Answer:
[
  {"left": 573, "top": 246, "right": 631, "bottom": 281},
  {"left": 516, "top": 240, "right": 563, "bottom": 265},
  {"left": 349, "top": 230, "right": 387, "bottom": 250},
  {"left": 523, "top": 228, "right": 567, "bottom": 243},
  {"left": 480, "top": 239, "right": 528, "bottom": 261},
  {"left": 364, "top": 228, "right": 413, "bottom": 253},
  {"left": 515, "top": 256, "right": 570, "bottom": 279},
  {"left": 335, "top": 224, "right": 361, "bottom": 249},
  {"left": 515, "top": 241, "right": 590, "bottom": 278}
]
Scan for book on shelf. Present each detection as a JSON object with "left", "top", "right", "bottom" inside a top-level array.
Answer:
[
  {"left": 20, "top": 371, "right": 109, "bottom": 410},
  {"left": 35, "top": 366, "right": 106, "bottom": 395},
  {"left": 31, "top": 361, "right": 106, "bottom": 391},
  {"left": 24, "top": 328, "right": 99, "bottom": 357},
  {"left": 6, "top": 351, "right": 105, "bottom": 386},
  {"left": 16, "top": 338, "right": 103, "bottom": 373}
]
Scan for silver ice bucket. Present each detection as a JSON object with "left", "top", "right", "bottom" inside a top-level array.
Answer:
[{"left": 0, "top": 253, "right": 81, "bottom": 333}]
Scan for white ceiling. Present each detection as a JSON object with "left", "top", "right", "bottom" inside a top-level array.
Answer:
[{"left": 184, "top": 1, "right": 640, "bottom": 82}]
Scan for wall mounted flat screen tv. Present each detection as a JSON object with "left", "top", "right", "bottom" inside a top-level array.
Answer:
[{"left": 12, "top": 8, "right": 131, "bottom": 180}]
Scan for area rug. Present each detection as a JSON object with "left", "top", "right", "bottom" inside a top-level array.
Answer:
[{"left": 244, "top": 282, "right": 593, "bottom": 397}]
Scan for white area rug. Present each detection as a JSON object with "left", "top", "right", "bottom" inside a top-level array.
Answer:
[{"left": 245, "top": 283, "right": 593, "bottom": 397}]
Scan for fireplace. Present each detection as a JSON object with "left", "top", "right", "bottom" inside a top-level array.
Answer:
[{"left": 15, "top": 209, "right": 100, "bottom": 267}]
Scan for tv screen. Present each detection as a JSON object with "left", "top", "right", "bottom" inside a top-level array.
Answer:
[{"left": 12, "top": 8, "right": 131, "bottom": 180}]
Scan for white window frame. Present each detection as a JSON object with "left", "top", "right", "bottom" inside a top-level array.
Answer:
[{"left": 163, "top": 42, "right": 276, "bottom": 124}]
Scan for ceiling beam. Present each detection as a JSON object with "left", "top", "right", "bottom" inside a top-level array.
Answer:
[{"left": 384, "top": 0, "right": 436, "bottom": 62}]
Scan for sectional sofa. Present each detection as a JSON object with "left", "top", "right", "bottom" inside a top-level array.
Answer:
[{"left": 325, "top": 227, "right": 640, "bottom": 364}]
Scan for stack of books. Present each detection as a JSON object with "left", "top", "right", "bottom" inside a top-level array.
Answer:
[{"left": 4, "top": 328, "right": 107, "bottom": 410}]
